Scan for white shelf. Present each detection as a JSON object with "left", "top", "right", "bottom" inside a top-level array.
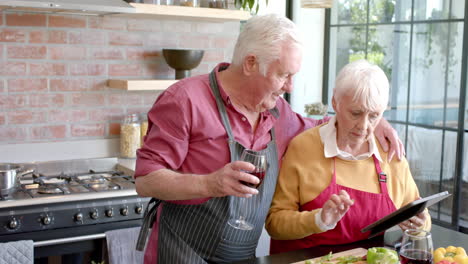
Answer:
[
  {"left": 107, "top": 79, "right": 176, "bottom": 91},
  {"left": 111, "top": 3, "right": 251, "bottom": 22}
]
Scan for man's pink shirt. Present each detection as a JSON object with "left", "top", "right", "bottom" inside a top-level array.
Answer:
[{"left": 135, "top": 63, "right": 326, "bottom": 203}]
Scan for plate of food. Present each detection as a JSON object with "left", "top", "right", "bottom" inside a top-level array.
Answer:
[{"left": 294, "top": 247, "right": 400, "bottom": 264}]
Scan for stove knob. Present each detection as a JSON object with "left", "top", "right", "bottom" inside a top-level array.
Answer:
[
  {"left": 135, "top": 205, "right": 143, "bottom": 215},
  {"left": 90, "top": 209, "right": 99, "bottom": 220},
  {"left": 105, "top": 209, "right": 114, "bottom": 218},
  {"left": 42, "top": 215, "right": 51, "bottom": 225},
  {"left": 74, "top": 213, "right": 83, "bottom": 222},
  {"left": 8, "top": 218, "right": 18, "bottom": 229},
  {"left": 120, "top": 207, "right": 129, "bottom": 216}
]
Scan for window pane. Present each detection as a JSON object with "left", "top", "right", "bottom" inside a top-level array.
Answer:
[
  {"left": 409, "top": 23, "right": 448, "bottom": 126},
  {"left": 366, "top": 24, "right": 411, "bottom": 122},
  {"left": 331, "top": 0, "right": 367, "bottom": 24},
  {"left": 414, "top": 0, "right": 450, "bottom": 20},
  {"left": 369, "top": 0, "right": 412, "bottom": 23},
  {"left": 445, "top": 22, "right": 464, "bottom": 128},
  {"left": 407, "top": 126, "right": 454, "bottom": 222},
  {"left": 462, "top": 133, "right": 468, "bottom": 227},
  {"left": 451, "top": 0, "right": 465, "bottom": 19},
  {"left": 392, "top": 123, "right": 407, "bottom": 146},
  {"left": 328, "top": 26, "right": 367, "bottom": 107}
]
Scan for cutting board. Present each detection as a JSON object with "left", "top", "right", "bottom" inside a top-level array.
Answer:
[{"left": 292, "top": 247, "right": 368, "bottom": 264}]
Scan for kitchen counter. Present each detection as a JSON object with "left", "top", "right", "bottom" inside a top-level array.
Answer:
[{"left": 239, "top": 225, "right": 468, "bottom": 264}]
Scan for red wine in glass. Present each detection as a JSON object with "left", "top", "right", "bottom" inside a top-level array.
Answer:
[
  {"left": 400, "top": 249, "right": 432, "bottom": 264},
  {"left": 241, "top": 169, "right": 265, "bottom": 189}
]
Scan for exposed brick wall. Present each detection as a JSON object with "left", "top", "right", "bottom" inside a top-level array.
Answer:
[{"left": 0, "top": 10, "right": 239, "bottom": 143}]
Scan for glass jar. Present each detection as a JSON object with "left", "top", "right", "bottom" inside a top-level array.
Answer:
[
  {"left": 179, "top": 0, "right": 198, "bottom": 7},
  {"left": 208, "top": 0, "right": 227, "bottom": 8},
  {"left": 140, "top": 113, "right": 148, "bottom": 147},
  {"left": 120, "top": 114, "right": 141, "bottom": 158},
  {"left": 153, "top": 0, "right": 174, "bottom": 4}
]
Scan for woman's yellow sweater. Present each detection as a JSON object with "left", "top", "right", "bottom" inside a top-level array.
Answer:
[{"left": 265, "top": 126, "right": 431, "bottom": 240}]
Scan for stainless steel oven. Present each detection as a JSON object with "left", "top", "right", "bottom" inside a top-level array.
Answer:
[{"left": 0, "top": 157, "right": 149, "bottom": 261}]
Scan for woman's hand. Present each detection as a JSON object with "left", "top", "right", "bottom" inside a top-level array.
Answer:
[
  {"left": 375, "top": 118, "right": 405, "bottom": 162},
  {"left": 398, "top": 211, "right": 426, "bottom": 231},
  {"left": 321, "top": 190, "right": 354, "bottom": 227}
]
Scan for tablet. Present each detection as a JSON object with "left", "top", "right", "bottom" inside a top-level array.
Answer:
[{"left": 361, "top": 191, "right": 451, "bottom": 238}]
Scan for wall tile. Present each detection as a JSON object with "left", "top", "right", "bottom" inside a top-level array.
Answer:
[
  {"left": 49, "top": 46, "right": 86, "bottom": 60},
  {"left": 50, "top": 79, "right": 90, "bottom": 92},
  {"left": 126, "top": 48, "right": 160, "bottom": 61},
  {"left": 8, "top": 79, "right": 47, "bottom": 92},
  {"left": 109, "top": 32, "right": 144, "bottom": 46},
  {"left": 71, "top": 123, "right": 105, "bottom": 137},
  {"left": 8, "top": 110, "right": 46, "bottom": 124},
  {"left": 89, "top": 47, "right": 125, "bottom": 60},
  {"left": 69, "top": 63, "right": 106, "bottom": 76},
  {"left": 88, "top": 108, "right": 125, "bottom": 122},
  {"left": 89, "top": 17, "right": 126, "bottom": 30},
  {"left": 6, "top": 13, "right": 46, "bottom": 27},
  {"left": 71, "top": 93, "right": 105, "bottom": 107},
  {"left": 0, "top": 94, "right": 27, "bottom": 109},
  {"left": 127, "top": 19, "right": 161, "bottom": 32},
  {"left": 29, "top": 62, "right": 67, "bottom": 76},
  {"left": 69, "top": 31, "right": 106, "bottom": 45},
  {"left": 7, "top": 45, "right": 47, "bottom": 59},
  {"left": 107, "top": 93, "right": 143, "bottom": 106},
  {"left": 108, "top": 64, "right": 142, "bottom": 76},
  {"left": 3, "top": 62, "right": 27, "bottom": 76},
  {"left": 48, "top": 109, "right": 87, "bottom": 123},
  {"left": 0, "top": 127, "right": 28, "bottom": 141},
  {"left": 49, "top": 15, "right": 86, "bottom": 28},
  {"left": 109, "top": 122, "right": 120, "bottom": 136},
  {"left": 0, "top": 29, "right": 27, "bottom": 42},
  {"left": 31, "top": 125, "right": 67, "bottom": 140},
  {"left": 29, "top": 94, "right": 65, "bottom": 108}
]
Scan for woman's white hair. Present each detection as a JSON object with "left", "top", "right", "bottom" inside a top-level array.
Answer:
[
  {"left": 333, "top": 59, "right": 389, "bottom": 112},
  {"left": 231, "top": 14, "right": 302, "bottom": 76}
]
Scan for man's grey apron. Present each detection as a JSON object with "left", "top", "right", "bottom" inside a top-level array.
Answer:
[{"left": 136, "top": 68, "right": 280, "bottom": 263}]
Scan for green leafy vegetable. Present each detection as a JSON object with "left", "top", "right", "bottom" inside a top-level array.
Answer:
[{"left": 367, "top": 247, "right": 399, "bottom": 264}]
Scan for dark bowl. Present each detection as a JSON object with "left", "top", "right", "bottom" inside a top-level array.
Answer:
[
  {"left": 162, "top": 49, "right": 204, "bottom": 70},
  {"left": 162, "top": 49, "right": 204, "bottom": 79}
]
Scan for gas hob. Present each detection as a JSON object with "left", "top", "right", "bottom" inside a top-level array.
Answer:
[{"left": 0, "top": 157, "right": 149, "bottom": 256}]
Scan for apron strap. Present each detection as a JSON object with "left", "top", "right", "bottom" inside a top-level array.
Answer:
[
  {"left": 372, "top": 155, "right": 389, "bottom": 194},
  {"left": 136, "top": 198, "right": 161, "bottom": 251},
  {"left": 209, "top": 68, "right": 235, "bottom": 141}
]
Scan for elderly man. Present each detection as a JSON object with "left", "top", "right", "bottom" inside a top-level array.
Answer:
[
  {"left": 266, "top": 60, "right": 429, "bottom": 254},
  {"left": 135, "top": 15, "right": 404, "bottom": 263}
]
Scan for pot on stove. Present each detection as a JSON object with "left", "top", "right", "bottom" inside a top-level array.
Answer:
[{"left": 0, "top": 163, "right": 33, "bottom": 196}]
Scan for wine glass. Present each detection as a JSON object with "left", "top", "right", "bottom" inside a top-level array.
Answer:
[
  {"left": 399, "top": 229, "right": 433, "bottom": 264},
  {"left": 227, "top": 149, "right": 267, "bottom": 231}
]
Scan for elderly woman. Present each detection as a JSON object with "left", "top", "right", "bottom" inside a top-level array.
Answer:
[{"left": 265, "top": 60, "right": 431, "bottom": 254}]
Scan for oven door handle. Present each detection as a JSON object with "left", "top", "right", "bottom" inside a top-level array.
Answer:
[{"left": 34, "top": 233, "right": 106, "bottom": 247}]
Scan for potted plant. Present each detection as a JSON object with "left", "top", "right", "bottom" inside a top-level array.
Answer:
[{"left": 233, "top": 0, "right": 268, "bottom": 14}]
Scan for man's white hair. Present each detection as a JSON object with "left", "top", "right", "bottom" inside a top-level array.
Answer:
[
  {"left": 333, "top": 59, "right": 389, "bottom": 111},
  {"left": 231, "top": 14, "right": 303, "bottom": 76}
]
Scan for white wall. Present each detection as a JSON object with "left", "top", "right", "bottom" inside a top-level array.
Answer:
[{"left": 290, "top": 3, "right": 326, "bottom": 116}]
